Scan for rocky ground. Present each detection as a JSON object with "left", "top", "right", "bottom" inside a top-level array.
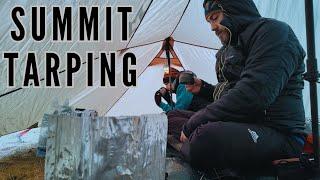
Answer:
[{"left": 0, "top": 149, "right": 44, "bottom": 180}]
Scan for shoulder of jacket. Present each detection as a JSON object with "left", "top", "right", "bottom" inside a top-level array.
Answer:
[
  {"left": 177, "top": 84, "right": 193, "bottom": 96},
  {"left": 240, "top": 18, "right": 290, "bottom": 47},
  {"left": 251, "top": 18, "right": 290, "bottom": 34},
  {"left": 176, "top": 84, "right": 185, "bottom": 92}
]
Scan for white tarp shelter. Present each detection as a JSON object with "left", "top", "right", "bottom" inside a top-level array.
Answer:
[{"left": 0, "top": 0, "right": 319, "bottom": 135}]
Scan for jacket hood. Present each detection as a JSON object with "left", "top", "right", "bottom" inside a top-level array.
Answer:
[{"left": 204, "top": 0, "right": 261, "bottom": 45}]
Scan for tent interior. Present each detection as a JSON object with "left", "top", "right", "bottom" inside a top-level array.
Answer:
[{"left": 0, "top": 0, "right": 319, "bottom": 136}]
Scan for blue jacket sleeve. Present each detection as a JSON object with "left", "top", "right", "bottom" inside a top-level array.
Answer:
[
  {"left": 159, "top": 102, "right": 173, "bottom": 112},
  {"left": 175, "top": 84, "right": 194, "bottom": 110},
  {"left": 159, "top": 84, "right": 194, "bottom": 113}
]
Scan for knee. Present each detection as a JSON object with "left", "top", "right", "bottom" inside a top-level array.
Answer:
[
  {"left": 190, "top": 122, "right": 224, "bottom": 145},
  {"left": 188, "top": 122, "right": 225, "bottom": 167},
  {"left": 167, "top": 111, "right": 188, "bottom": 135},
  {"left": 167, "top": 110, "right": 185, "bottom": 119},
  {"left": 167, "top": 110, "right": 179, "bottom": 119}
]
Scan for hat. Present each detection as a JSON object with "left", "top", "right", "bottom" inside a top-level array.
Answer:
[
  {"left": 179, "top": 70, "right": 197, "bottom": 85},
  {"left": 163, "top": 68, "right": 179, "bottom": 84},
  {"left": 203, "top": 0, "right": 222, "bottom": 18}
]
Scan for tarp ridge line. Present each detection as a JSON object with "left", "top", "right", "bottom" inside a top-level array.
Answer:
[
  {"left": 175, "top": 40, "right": 219, "bottom": 50},
  {"left": 169, "top": 0, "right": 191, "bottom": 37},
  {"left": 118, "top": 40, "right": 163, "bottom": 52},
  {"left": 125, "top": 0, "right": 155, "bottom": 49}
]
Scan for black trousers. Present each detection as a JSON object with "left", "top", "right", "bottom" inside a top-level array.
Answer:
[{"left": 167, "top": 110, "right": 304, "bottom": 170}]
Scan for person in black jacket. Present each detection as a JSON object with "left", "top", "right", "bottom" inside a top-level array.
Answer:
[
  {"left": 167, "top": 49, "right": 243, "bottom": 139},
  {"left": 170, "top": 0, "right": 307, "bottom": 170}
]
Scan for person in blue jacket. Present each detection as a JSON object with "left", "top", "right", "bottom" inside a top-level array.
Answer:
[
  {"left": 154, "top": 68, "right": 209, "bottom": 113},
  {"left": 154, "top": 68, "right": 210, "bottom": 137},
  {"left": 154, "top": 68, "right": 191, "bottom": 112}
]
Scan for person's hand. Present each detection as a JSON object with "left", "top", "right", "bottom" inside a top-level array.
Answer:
[
  {"left": 180, "top": 131, "right": 188, "bottom": 143},
  {"left": 185, "top": 78, "right": 202, "bottom": 94},
  {"left": 159, "top": 87, "right": 167, "bottom": 96},
  {"left": 162, "top": 90, "right": 171, "bottom": 104},
  {"left": 154, "top": 90, "right": 162, "bottom": 106}
]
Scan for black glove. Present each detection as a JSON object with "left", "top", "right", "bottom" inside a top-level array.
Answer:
[
  {"left": 158, "top": 87, "right": 167, "bottom": 96},
  {"left": 172, "top": 75, "right": 179, "bottom": 92},
  {"left": 154, "top": 90, "right": 162, "bottom": 106},
  {"left": 162, "top": 90, "right": 171, "bottom": 104},
  {"left": 159, "top": 87, "right": 175, "bottom": 104},
  {"left": 158, "top": 87, "right": 170, "bottom": 103}
]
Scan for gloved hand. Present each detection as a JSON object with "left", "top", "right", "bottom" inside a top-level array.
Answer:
[
  {"left": 154, "top": 90, "right": 162, "bottom": 106},
  {"left": 158, "top": 87, "right": 170, "bottom": 103},
  {"left": 158, "top": 87, "right": 171, "bottom": 103},
  {"left": 159, "top": 87, "right": 167, "bottom": 96},
  {"left": 162, "top": 90, "right": 171, "bottom": 104}
]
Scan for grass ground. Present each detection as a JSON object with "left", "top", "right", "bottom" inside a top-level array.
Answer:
[{"left": 0, "top": 149, "right": 44, "bottom": 180}]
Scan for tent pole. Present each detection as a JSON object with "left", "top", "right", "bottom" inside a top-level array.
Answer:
[
  {"left": 304, "top": 0, "right": 319, "bottom": 168},
  {"left": 164, "top": 37, "right": 174, "bottom": 107}
]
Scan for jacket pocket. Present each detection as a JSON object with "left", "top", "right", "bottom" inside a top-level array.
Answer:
[{"left": 222, "top": 46, "right": 245, "bottom": 81}]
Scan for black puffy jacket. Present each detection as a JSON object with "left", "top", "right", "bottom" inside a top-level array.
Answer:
[{"left": 183, "top": 0, "right": 306, "bottom": 137}]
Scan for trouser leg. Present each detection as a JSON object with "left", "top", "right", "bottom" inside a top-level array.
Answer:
[
  {"left": 167, "top": 110, "right": 195, "bottom": 139},
  {"left": 181, "top": 121, "right": 303, "bottom": 169}
]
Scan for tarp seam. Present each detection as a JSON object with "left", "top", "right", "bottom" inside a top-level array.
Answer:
[
  {"left": 175, "top": 40, "right": 219, "bottom": 50},
  {"left": 169, "top": 0, "right": 191, "bottom": 37},
  {"left": 125, "top": 0, "right": 154, "bottom": 49},
  {"left": 118, "top": 40, "right": 163, "bottom": 52}
]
